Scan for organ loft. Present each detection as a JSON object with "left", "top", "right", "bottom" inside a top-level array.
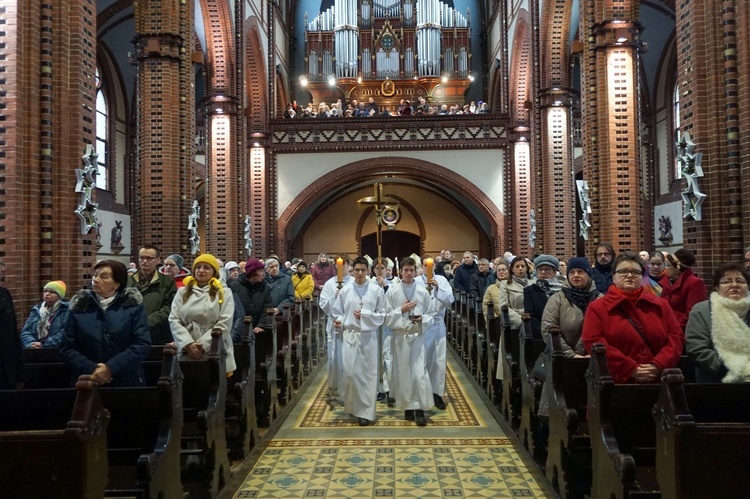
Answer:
[{"left": 302, "top": 0, "right": 472, "bottom": 108}]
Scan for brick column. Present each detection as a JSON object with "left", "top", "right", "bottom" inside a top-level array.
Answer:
[
  {"left": 580, "top": 0, "right": 645, "bottom": 255},
  {"left": 509, "top": 129, "right": 533, "bottom": 257},
  {"left": 677, "top": 0, "right": 749, "bottom": 276},
  {"left": 0, "top": 0, "right": 96, "bottom": 317},
  {"left": 537, "top": 88, "right": 577, "bottom": 259},
  {"left": 132, "top": 0, "right": 194, "bottom": 256}
]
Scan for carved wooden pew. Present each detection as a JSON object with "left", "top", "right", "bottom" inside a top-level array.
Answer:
[
  {"left": 474, "top": 297, "right": 488, "bottom": 387},
  {"left": 544, "top": 327, "right": 591, "bottom": 499},
  {"left": 485, "top": 303, "right": 501, "bottom": 403},
  {"left": 587, "top": 343, "right": 660, "bottom": 499},
  {"left": 518, "top": 313, "right": 546, "bottom": 461},
  {"left": 100, "top": 348, "right": 183, "bottom": 498},
  {"left": 654, "top": 369, "right": 750, "bottom": 498},
  {"left": 226, "top": 321, "right": 259, "bottom": 460},
  {"left": 464, "top": 293, "right": 476, "bottom": 371},
  {"left": 501, "top": 305, "right": 522, "bottom": 428},
  {"left": 21, "top": 348, "right": 72, "bottom": 388},
  {"left": 179, "top": 330, "right": 231, "bottom": 499},
  {"left": 0, "top": 375, "right": 109, "bottom": 498}
]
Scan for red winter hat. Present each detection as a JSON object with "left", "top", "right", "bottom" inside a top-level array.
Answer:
[{"left": 245, "top": 258, "right": 265, "bottom": 277}]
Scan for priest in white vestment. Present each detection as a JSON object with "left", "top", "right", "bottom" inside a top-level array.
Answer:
[
  {"left": 332, "top": 256, "right": 386, "bottom": 425},
  {"left": 415, "top": 259, "right": 455, "bottom": 409},
  {"left": 385, "top": 256, "right": 434, "bottom": 426},
  {"left": 318, "top": 255, "right": 351, "bottom": 399}
]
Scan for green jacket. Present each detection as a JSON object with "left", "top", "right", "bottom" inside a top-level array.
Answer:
[{"left": 127, "top": 271, "right": 177, "bottom": 344}]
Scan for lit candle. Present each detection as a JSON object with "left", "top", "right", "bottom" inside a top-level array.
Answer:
[
  {"left": 336, "top": 257, "right": 344, "bottom": 282},
  {"left": 425, "top": 258, "right": 434, "bottom": 281}
]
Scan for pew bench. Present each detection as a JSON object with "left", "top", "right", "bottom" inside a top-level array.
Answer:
[
  {"left": 0, "top": 376, "right": 109, "bottom": 499},
  {"left": 518, "top": 314, "right": 546, "bottom": 462},
  {"left": 654, "top": 369, "right": 750, "bottom": 498}
]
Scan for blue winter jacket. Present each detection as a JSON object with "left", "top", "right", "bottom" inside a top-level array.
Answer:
[
  {"left": 60, "top": 288, "right": 151, "bottom": 387},
  {"left": 20, "top": 301, "right": 70, "bottom": 348}
]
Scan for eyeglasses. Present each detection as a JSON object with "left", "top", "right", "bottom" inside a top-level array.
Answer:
[
  {"left": 537, "top": 267, "right": 555, "bottom": 274},
  {"left": 139, "top": 256, "right": 157, "bottom": 261},
  {"left": 719, "top": 278, "right": 748, "bottom": 286},
  {"left": 615, "top": 269, "right": 643, "bottom": 277}
]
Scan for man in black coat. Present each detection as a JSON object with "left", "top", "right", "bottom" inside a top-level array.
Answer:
[
  {"left": 0, "top": 282, "right": 25, "bottom": 389},
  {"left": 229, "top": 258, "right": 273, "bottom": 364},
  {"left": 452, "top": 251, "right": 479, "bottom": 293},
  {"left": 524, "top": 254, "right": 561, "bottom": 339}
]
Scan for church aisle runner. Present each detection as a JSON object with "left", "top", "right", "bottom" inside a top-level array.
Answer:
[{"left": 231, "top": 355, "right": 553, "bottom": 498}]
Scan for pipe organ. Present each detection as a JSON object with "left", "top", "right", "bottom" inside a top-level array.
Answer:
[{"left": 303, "top": 0, "right": 472, "bottom": 109}]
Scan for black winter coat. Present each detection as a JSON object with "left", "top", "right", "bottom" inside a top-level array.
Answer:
[
  {"left": 229, "top": 275, "right": 273, "bottom": 329},
  {"left": 0, "top": 286, "right": 24, "bottom": 389}
]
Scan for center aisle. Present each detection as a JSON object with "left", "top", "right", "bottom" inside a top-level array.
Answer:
[{"left": 222, "top": 352, "right": 555, "bottom": 498}]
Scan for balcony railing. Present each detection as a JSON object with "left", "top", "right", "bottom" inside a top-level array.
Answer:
[{"left": 267, "top": 113, "right": 509, "bottom": 153}]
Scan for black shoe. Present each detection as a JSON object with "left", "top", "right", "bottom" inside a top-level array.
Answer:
[
  {"left": 387, "top": 395, "right": 395, "bottom": 408},
  {"left": 359, "top": 418, "right": 371, "bottom": 426},
  {"left": 433, "top": 394, "right": 447, "bottom": 410},
  {"left": 415, "top": 410, "right": 427, "bottom": 426},
  {"left": 377, "top": 392, "right": 386, "bottom": 402},
  {"left": 404, "top": 410, "right": 415, "bottom": 421}
]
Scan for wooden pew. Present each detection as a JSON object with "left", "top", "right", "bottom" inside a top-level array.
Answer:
[
  {"left": 544, "top": 327, "right": 591, "bottom": 499},
  {"left": 474, "top": 298, "right": 488, "bottom": 387},
  {"left": 485, "top": 303, "right": 501, "bottom": 403},
  {"left": 100, "top": 347, "right": 183, "bottom": 498},
  {"left": 587, "top": 343, "right": 660, "bottom": 499},
  {"left": 501, "top": 305, "right": 522, "bottom": 428},
  {"left": 180, "top": 329, "right": 231, "bottom": 499},
  {"left": 0, "top": 375, "right": 109, "bottom": 498},
  {"left": 21, "top": 348, "right": 72, "bottom": 388},
  {"left": 518, "top": 313, "right": 546, "bottom": 461},
  {"left": 654, "top": 369, "right": 750, "bottom": 498},
  {"left": 226, "top": 320, "right": 259, "bottom": 460}
]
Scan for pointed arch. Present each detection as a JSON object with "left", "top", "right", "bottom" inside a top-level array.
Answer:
[{"left": 245, "top": 18, "right": 268, "bottom": 130}]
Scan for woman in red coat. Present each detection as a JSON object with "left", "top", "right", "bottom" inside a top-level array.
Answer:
[
  {"left": 582, "top": 251, "right": 684, "bottom": 384},
  {"left": 665, "top": 248, "right": 708, "bottom": 329}
]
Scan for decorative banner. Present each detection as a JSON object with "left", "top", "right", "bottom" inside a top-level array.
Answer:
[
  {"left": 676, "top": 132, "right": 706, "bottom": 221},
  {"left": 74, "top": 144, "right": 100, "bottom": 235},
  {"left": 189, "top": 200, "right": 201, "bottom": 255},
  {"left": 576, "top": 179, "right": 591, "bottom": 240},
  {"left": 528, "top": 209, "right": 536, "bottom": 248},
  {"left": 244, "top": 215, "right": 253, "bottom": 256}
]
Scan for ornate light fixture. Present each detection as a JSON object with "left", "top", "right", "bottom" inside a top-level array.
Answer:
[{"left": 677, "top": 132, "right": 706, "bottom": 221}]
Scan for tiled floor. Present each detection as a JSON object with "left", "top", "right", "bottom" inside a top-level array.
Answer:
[{"left": 229, "top": 354, "right": 554, "bottom": 498}]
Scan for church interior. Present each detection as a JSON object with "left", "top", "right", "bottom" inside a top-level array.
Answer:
[{"left": 1, "top": 0, "right": 749, "bottom": 496}]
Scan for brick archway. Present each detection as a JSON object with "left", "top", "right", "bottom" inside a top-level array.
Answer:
[{"left": 277, "top": 156, "right": 504, "bottom": 255}]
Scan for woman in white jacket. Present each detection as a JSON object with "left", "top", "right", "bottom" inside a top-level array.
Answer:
[{"left": 169, "top": 253, "right": 236, "bottom": 373}]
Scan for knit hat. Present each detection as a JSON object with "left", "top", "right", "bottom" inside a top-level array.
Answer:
[
  {"left": 165, "top": 254, "right": 185, "bottom": 271},
  {"left": 566, "top": 257, "right": 592, "bottom": 277},
  {"left": 44, "top": 281, "right": 66, "bottom": 300},
  {"left": 245, "top": 258, "right": 265, "bottom": 277},
  {"left": 192, "top": 254, "right": 220, "bottom": 275},
  {"left": 224, "top": 261, "right": 241, "bottom": 271},
  {"left": 533, "top": 254, "right": 559, "bottom": 272},
  {"left": 671, "top": 248, "right": 696, "bottom": 269}
]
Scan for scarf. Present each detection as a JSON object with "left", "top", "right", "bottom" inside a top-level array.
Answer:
[
  {"left": 36, "top": 300, "right": 61, "bottom": 340},
  {"left": 183, "top": 276, "right": 225, "bottom": 304},
  {"left": 96, "top": 293, "right": 117, "bottom": 311},
  {"left": 512, "top": 275, "right": 529, "bottom": 287},
  {"left": 562, "top": 286, "right": 595, "bottom": 312},
  {"left": 613, "top": 286, "right": 642, "bottom": 303},
  {"left": 710, "top": 292, "right": 750, "bottom": 383},
  {"left": 536, "top": 278, "right": 562, "bottom": 297}
]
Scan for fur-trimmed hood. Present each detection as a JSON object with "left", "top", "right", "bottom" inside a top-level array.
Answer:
[{"left": 69, "top": 287, "right": 143, "bottom": 313}]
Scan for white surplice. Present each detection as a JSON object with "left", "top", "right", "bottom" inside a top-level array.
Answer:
[
  {"left": 318, "top": 275, "right": 351, "bottom": 391},
  {"left": 416, "top": 274, "right": 454, "bottom": 396},
  {"left": 385, "top": 281, "right": 434, "bottom": 410},
  {"left": 331, "top": 281, "right": 385, "bottom": 420}
]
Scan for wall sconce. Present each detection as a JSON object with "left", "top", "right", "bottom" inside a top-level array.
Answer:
[
  {"left": 299, "top": 76, "right": 308, "bottom": 87},
  {"left": 328, "top": 75, "right": 336, "bottom": 86}
]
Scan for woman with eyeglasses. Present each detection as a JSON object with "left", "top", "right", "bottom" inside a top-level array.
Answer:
[
  {"left": 582, "top": 251, "right": 684, "bottom": 384},
  {"left": 686, "top": 263, "right": 750, "bottom": 383},
  {"left": 664, "top": 248, "right": 708, "bottom": 330}
]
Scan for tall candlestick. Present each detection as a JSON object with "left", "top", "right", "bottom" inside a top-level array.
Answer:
[
  {"left": 336, "top": 257, "right": 344, "bottom": 282},
  {"left": 425, "top": 258, "right": 434, "bottom": 281}
]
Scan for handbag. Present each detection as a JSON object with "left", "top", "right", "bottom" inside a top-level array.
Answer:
[{"left": 532, "top": 353, "right": 547, "bottom": 381}]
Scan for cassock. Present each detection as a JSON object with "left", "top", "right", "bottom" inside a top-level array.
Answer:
[
  {"left": 385, "top": 281, "right": 434, "bottom": 410},
  {"left": 331, "top": 281, "right": 385, "bottom": 420},
  {"left": 369, "top": 276, "right": 393, "bottom": 394},
  {"left": 319, "top": 275, "right": 351, "bottom": 392},
  {"left": 416, "top": 273, "right": 454, "bottom": 396}
]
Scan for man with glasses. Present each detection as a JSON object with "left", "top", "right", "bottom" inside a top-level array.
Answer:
[
  {"left": 127, "top": 245, "right": 177, "bottom": 344},
  {"left": 331, "top": 257, "right": 386, "bottom": 426},
  {"left": 264, "top": 257, "right": 295, "bottom": 320},
  {"left": 524, "top": 254, "right": 562, "bottom": 339},
  {"left": 591, "top": 242, "right": 617, "bottom": 294}
]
